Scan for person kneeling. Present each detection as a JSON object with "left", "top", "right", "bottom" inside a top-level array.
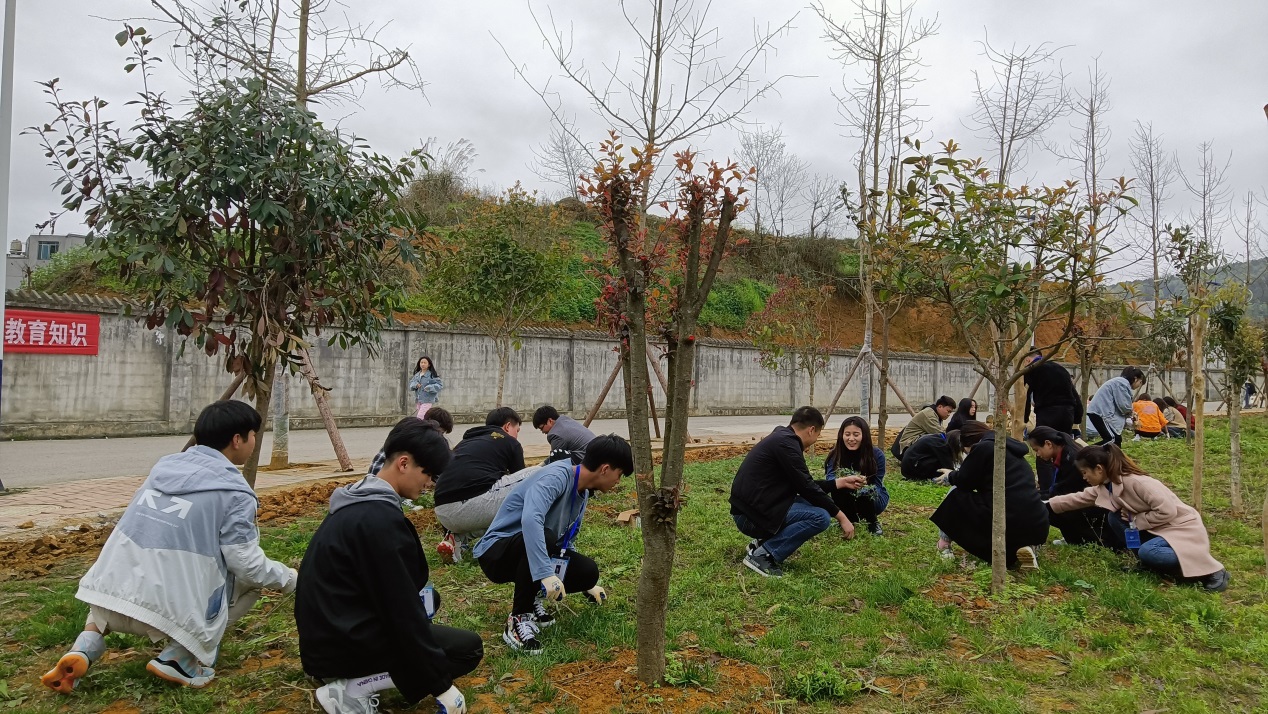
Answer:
[
  {"left": 1048, "top": 444, "right": 1229, "bottom": 592},
  {"left": 929, "top": 422, "right": 1049, "bottom": 570},
  {"left": 296, "top": 419, "right": 481, "bottom": 714},
  {"left": 730, "top": 407, "right": 855, "bottom": 578},
  {"left": 42, "top": 401, "right": 297, "bottom": 694},
  {"left": 820, "top": 416, "right": 889, "bottom": 535},
  {"left": 1027, "top": 426, "right": 1121, "bottom": 549},
  {"left": 474, "top": 435, "right": 634, "bottom": 655}
]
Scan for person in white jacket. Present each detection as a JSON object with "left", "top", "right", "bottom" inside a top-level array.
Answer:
[{"left": 42, "top": 401, "right": 297, "bottom": 694}]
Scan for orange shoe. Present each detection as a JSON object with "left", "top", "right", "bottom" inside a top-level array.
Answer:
[{"left": 42, "top": 651, "right": 90, "bottom": 694}]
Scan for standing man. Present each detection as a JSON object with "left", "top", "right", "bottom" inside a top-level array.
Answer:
[
  {"left": 729, "top": 407, "right": 855, "bottom": 578},
  {"left": 1022, "top": 351, "right": 1084, "bottom": 491},
  {"left": 532, "top": 405, "right": 596, "bottom": 463},
  {"left": 433, "top": 407, "right": 528, "bottom": 562},
  {"left": 296, "top": 418, "right": 480, "bottom": 714},
  {"left": 474, "top": 435, "right": 634, "bottom": 656}
]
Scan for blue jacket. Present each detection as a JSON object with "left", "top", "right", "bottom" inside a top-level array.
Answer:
[
  {"left": 822, "top": 446, "right": 890, "bottom": 512},
  {"left": 1087, "top": 376, "right": 1134, "bottom": 435},
  {"left": 408, "top": 371, "right": 444, "bottom": 404},
  {"left": 473, "top": 460, "right": 587, "bottom": 582}
]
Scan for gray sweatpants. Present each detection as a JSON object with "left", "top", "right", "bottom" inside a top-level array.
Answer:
[{"left": 434, "top": 466, "right": 541, "bottom": 539}]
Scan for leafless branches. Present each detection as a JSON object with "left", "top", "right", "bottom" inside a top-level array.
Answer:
[
  {"left": 1179, "top": 141, "right": 1233, "bottom": 258},
  {"left": 803, "top": 174, "right": 847, "bottom": 240},
  {"left": 530, "top": 119, "right": 594, "bottom": 200},
  {"left": 1129, "top": 121, "right": 1178, "bottom": 309},
  {"left": 967, "top": 35, "right": 1069, "bottom": 183}
]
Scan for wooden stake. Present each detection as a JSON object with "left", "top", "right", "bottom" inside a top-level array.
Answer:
[
  {"left": 868, "top": 352, "right": 916, "bottom": 416},
  {"left": 585, "top": 359, "right": 623, "bottom": 427},
  {"left": 824, "top": 350, "right": 869, "bottom": 420},
  {"left": 298, "top": 348, "right": 354, "bottom": 471},
  {"left": 646, "top": 348, "right": 693, "bottom": 441}
]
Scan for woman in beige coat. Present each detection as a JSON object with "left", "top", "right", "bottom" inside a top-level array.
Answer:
[{"left": 1048, "top": 443, "right": 1229, "bottom": 592}]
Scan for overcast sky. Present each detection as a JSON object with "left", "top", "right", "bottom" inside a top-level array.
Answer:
[{"left": 5, "top": 0, "right": 1267, "bottom": 282}]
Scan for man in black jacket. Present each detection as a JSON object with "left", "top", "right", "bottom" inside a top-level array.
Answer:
[
  {"left": 296, "top": 419, "right": 481, "bottom": 714},
  {"left": 1023, "top": 351, "right": 1084, "bottom": 492},
  {"left": 433, "top": 407, "right": 529, "bottom": 562},
  {"left": 730, "top": 407, "right": 856, "bottom": 577}
]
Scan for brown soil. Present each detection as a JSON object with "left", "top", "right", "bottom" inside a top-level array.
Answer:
[
  {"left": 923, "top": 573, "right": 1072, "bottom": 627},
  {"left": 99, "top": 703, "right": 142, "bottom": 714},
  {"left": 255, "top": 478, "right": 359, "bottom": 524},
  {"left": 0, "top": 523, "right": 112, "bottom": 580},
  {"left": 471, "top": 648, "right": 774, "bottom": 714}
]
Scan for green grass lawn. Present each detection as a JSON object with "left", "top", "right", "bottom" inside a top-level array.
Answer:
[{"left": 2, "top": 417, "right": 1267, "bottom": 713}]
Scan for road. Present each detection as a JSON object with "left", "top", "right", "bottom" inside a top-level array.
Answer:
[{"left": 0, "top": 413, "right": 918, "bottom": 489}]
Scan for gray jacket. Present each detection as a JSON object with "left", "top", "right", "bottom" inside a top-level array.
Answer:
[
  {"left": 1087, "top": 376, "right": 1135, "bottom": 435},
  {"left": 545, "top": 415, "right": 596, "bottom": 454}
]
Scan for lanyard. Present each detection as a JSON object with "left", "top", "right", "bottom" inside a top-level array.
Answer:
[
  {"left": 559, "top": 465, "right": 588, "bottom": 552},
  {"left": 1047, "top": 450, "right": 1062, "bottom": 496}
]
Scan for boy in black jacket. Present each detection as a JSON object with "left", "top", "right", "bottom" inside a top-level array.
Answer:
[
  {"left": 730, "top": 407, "right": 856, "bottom": 577},
  {"left": 433, "top": 407, "right": 528, "bottom": 562},
  {"left": 296, "top": 418, "right": 481, "bottom": 714}
]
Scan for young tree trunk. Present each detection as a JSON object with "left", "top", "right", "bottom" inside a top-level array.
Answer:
[
  {"left": 269, "top": 360, "right": 290, "bottom": 469},
  {"left": 242, "top": 364, "right": 277, "bottom": 488},
  {"left": 1190, "top": 313, "right": 1207, "bottom": 510},
  {"left": 1228, "top": 387, "right": 1243, "bottom": 515},
  {"left": 807, "top": 359, "right": 818, "bottom": 410},
  {"left": 877, "top": 311, "right": 893, "bottom": 446},
  {"left": 183, "top": 371, "right": 247, "bottom": 452},
  {"left": 990, "top": 368, "right": 1011, "bottom": 595},
  {"left": 298, "top": 348, "right": 353, "bottom": 471},
  {"left": 495, "top": 337, "right": 510, "bottom": 407},
  {"left": 1078, "top": 351, "right": 1094, "bottom": 434}
]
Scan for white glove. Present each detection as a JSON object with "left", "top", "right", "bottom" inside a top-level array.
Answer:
[
  {"left": 436, "top": 685, "right": 467, "bottom": 714},
  {"left": 282, "top": 567, "right": 299, "bottom": 594},
  {"left": 541, "top": 575, "right": 566, "bottom": 602},
  {"left": 933, "top": 469, "right": 952, "bottom": 487},
  {"left": 584, "top": 585, "right": 607, "bottom": 605}
]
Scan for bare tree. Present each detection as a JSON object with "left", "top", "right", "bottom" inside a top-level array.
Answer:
[
  {"left": 804, "top": 174, "right": 847, "bottom": 239},
  {"left": 967, "top": 36, "right": 1069, "bottom": 184},
  {"left": 1129, "top": 120, "right": 1178, "bottom": 314},
  {"left": 814, "top": 0, "right": 936, "bottom": 421},
  {"left": 530, "top": 119, "right": 593, "bottom": 200},
  {"left": 735, "top": 125, "right": 789, "bottom": 240},
  {"left": 499, "top": 0, "right": 797, "bottom": 213},
  {"left": 1232, "top": 191, "right": 1266, "bottom": 288}
]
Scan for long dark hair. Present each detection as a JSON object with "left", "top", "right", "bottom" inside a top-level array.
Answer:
[
  {"left": 958, "top": 420, "right": 992, "bottom": 449},
  {"left": 1072, "top": 443, "right": 1148, "bottom": 484},
  {"left": 827, "top": 416, "right": 877, "bottom": 476},
  {"left": 413, "top": 355, "right": 439, "bottom": 377},
  {"left": 948, "top": 398, "right": 977, "bottom": 430}
]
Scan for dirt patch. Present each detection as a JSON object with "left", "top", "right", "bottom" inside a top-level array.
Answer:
[
  {"left": 873, "top": 675, "right": 928, "bottom": 701},
  {"left": 0, "top": 523, "right": 112, "bottom": 580},
  {"left": 256, "top": 478, "right": 358, "bottom": 524},
  {"left": 233, "top": 648, "right": 291, "bottom": 674},
  {"left": 544, "top": 649, "right": 773, "bottom": 714}
]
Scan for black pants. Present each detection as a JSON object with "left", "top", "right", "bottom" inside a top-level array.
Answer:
[
  {"left": 1087, "top": 413, "right": 1121, "bottom": 446},
  {"left": 829, "top": 490, "right": 884, "bottom": 524},
  {"left": 1034, "top": 406, "right": 1078, "bottom": 492},
  {"left": 420, "top": 625, "right": 483, "bottom": 683},
  {"left": 1047, "top": 506, "right": 1123, "bottom": 549},
  {"left": 477, "top": 531, "right": 599, "bottom": 616}
]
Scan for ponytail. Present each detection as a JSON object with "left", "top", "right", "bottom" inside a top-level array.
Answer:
[{"left": 1072, "top": 442, "right": 1147, "bottom": 484}]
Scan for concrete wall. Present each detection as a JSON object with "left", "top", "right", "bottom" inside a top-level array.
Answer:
[{"left": 0, "top": 291, "right": 1223, "bottom": 439}]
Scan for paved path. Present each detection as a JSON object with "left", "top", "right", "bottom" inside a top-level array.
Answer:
[{"left": 0, "top": 414, "right": 914, "bottom": 489}]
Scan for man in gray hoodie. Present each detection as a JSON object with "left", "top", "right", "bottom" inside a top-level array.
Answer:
[
  {"left": 43, "top": 401, "right": 296, "bottom": 694},
  {"left": 532, "top": 405, "right": 596, "bottom": 463},
  {"left": 474, "top": 434, "right": 633, "bottom": 656}
]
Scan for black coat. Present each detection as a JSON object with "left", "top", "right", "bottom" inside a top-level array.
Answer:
[
  {"left": 730, "top": 426, "right": 840, "bottom": 538},
  {"left": 930, "top": 433, "right": 1049, "bottom": 563},
  {"left": 1024, "top": 360, "right": 1083, "bottom": 421},
  {"left": 901, "top": 433, "right": 956, "bottom": 481},
  {"left": 433, "top": 425, "right": 526, "bottom": 506},
  {"left": 296, "top": 499, "right": 454, "bottom": 703},
  {"left": 1045, "top": 441, "right": 1087, "bottom": 498}
]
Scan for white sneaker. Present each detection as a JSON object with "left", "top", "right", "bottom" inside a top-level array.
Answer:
[
  {"left": 1015, "top": 546, "right": 1040, "bottom": 571},
  {"left": 1132, "top": 435, "right": 1142, "bottom": 442},
  {"left": 316, "top": 679, "right": 381, "bottom": 714},
  {"left": 1051, "top": 538, "right": 1067, "bottom": 547},
  {"left": 146, "top": 657, "right": 215, "bottom": 688}
]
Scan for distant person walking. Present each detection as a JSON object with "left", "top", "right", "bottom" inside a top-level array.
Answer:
[{"left": 409, "top": 356, "right": 444, "bottom": 420}]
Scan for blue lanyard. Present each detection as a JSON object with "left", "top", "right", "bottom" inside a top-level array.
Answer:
[{"left": 559, "top": 465, "right": 588, "bottom": 552}]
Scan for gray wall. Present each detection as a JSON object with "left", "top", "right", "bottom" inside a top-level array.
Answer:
[{"left": 0, "top": 291, "right": 1218, "bottom": 439}]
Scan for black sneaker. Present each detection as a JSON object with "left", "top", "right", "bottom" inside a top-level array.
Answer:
[
  {"left": 1201, "top": 569, "right": 1230, "bottom": 593},
  {"left": 532, "top": 593, "right": 556, "bottom": 628},
  {"left": 742, "top": 550, "right": 784, "bottom": 578},
  {"left": 867, "top": 519, "right": 883, "bottom": 536},
  {"left": 503, "top": 614, "right": 544, "bottom": 654}
]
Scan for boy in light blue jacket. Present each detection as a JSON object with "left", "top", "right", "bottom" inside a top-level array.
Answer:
[
  {"left": 474, "top": 434, "right": 633, "bottom": 655},
  {"left": 1087, "top": 366, "right": 1145, "bottom": 446},
  {"left": 42, "top": 401, "right": 296, "bottom": 694}
]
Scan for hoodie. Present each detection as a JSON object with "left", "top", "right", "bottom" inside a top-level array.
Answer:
[
  {"left": 296, "top": 476, "right": 464, "bottom": 703},
  {"left": 1087, "top": 376, "right": 1136, "bottom": 436},
  {"left": 433, "top": 425, "right": 526, "bottom": 506},
  {"left": 76, "top": 446, "right": 294, "bottom": 665}
]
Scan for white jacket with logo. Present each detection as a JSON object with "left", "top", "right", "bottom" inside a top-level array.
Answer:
[{"left": 76, "top": 446, "right": 295, "bottom": 664}]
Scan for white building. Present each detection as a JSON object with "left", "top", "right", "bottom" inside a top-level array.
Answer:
[{"left": 5, "top": 234, "right": 88, "bottom": 288}]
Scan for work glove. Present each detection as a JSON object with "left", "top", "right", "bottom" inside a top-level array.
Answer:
[
  {"left": 436, "top": 685, "right": 467, "bottom": 714},
  {"left": 541, "top": 575, "right": 566, "bottom": 602},
  {"left": 282, "top": 568, "right": 299, "bottom": 594},
  {"left": 933, "top": 469, "right": 952, "bottom": 487},
  {"left": 584, "top": 585, "right": 608, "bottom": 605}
]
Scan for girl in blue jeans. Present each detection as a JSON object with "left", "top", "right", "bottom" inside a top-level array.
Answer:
[{"left": 1048, "top": 444, "right": 1229, "bottom": 592}]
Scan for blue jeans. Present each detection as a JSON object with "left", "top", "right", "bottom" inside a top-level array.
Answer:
[
  {"left": 1108, "top": 514, "right": 1181, "bottom": 576},
  {"left": 733, "top": 497, "right": 832, "bottom": 564}
]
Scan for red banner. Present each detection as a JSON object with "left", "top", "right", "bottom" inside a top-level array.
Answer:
[{"left": 4, "top": 309, "right": 100, "bottom": 355}]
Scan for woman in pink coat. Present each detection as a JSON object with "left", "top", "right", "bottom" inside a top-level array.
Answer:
[{"left": 1049, "top": 443, "right": 1228, "bottom": 592}]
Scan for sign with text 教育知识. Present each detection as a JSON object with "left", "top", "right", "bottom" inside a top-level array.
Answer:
[{"left": 3, "top": 309, "right": 100, "bottom": 355}]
